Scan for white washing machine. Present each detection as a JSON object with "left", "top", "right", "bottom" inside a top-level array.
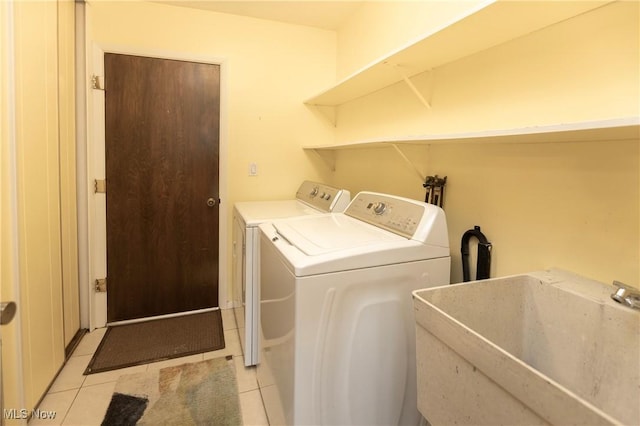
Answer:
[
  {"left": 232, "top": 181, "right": 350, "bottom": 366},
  {"left": 257, "top": 191, "right": 450, "bottom": 425}
]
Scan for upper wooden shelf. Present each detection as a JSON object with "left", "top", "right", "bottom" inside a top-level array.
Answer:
[
  {"left": 303, "top": 117, "right": 640, "bottom": 150},
  {"left": 303, "top": 117, "right": 639, "bottom": 174},
  {"left": 304, "top": 0, "right": 613, "bottom": 107}
]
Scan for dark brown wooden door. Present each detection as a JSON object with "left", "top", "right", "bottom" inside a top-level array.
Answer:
[{"left": 105, "top": 53, "right": 220, "bottom": 322}]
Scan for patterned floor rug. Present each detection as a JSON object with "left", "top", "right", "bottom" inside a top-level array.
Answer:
[{"left": 101, "top": 356, "right": 242, "bottom": 426}]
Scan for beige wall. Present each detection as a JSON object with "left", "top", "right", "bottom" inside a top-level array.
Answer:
[
  {"left": 86, "top": 1, "right": 337, "bottom": 304},
  {"left": 430, "top": 140, "right": 638, "bottom": 285},
  {"left": 336, "top": 0, "right": 484, "bottom": 79},
  {"left": 330, "top": 1, "right": 639, "bottom": 286}
]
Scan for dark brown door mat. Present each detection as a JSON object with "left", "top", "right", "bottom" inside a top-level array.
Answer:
[{"left": 84, "top": 310, "right": 225, "bottom": 375}]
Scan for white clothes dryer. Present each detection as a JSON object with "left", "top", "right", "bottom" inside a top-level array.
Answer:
[
  {"left": 232, "top": 181, "right": 350, "bottom": 366},
  {"left": 257, "top": 191, "right": 450, "bottom": 426}
]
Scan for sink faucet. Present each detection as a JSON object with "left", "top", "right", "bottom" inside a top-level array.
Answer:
[{"left": 611, "top": 281, "right": 640, "bottom": 310}]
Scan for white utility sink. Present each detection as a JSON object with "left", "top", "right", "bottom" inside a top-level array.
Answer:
[{"left": 413, "top": 269, "right": 639, "bottom": 425}]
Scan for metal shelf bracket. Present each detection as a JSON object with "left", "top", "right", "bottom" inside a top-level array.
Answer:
[
  {"left": 385, "top": 62, "right": 432, "bottom": 109},
  {"left": 308, "top": 148, "right": 337, "bottom": 171},
  {"left": 390, "top": 143, "right": 426, "bottom": 182},
  {"left": 308, "top": 104, "right": 337, "bottom": 127}
]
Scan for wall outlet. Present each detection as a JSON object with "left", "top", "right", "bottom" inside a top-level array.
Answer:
[{"left": 249, "top": 162, "right": 258, "bottom": 176}]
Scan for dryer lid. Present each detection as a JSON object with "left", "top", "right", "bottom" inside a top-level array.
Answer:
[
  {"left": 234, "top": 200, "right": 321, "bottom": 226},
  {"left": 273, "top": 214, "right": 404, "bottom": 256}
]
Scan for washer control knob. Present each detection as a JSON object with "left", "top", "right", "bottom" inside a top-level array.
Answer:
[
  {"left": 310, "top": 187, "right": 319, "bottom": 197},
  {"left": 373, "top": 202, "right": 387, "bottom": 215}
]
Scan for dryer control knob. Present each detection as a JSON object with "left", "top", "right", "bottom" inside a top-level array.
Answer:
[
  {"left": 310, "top": 187, "right": 319, "bottom": 197},
  {"left": 373, "top": 202, "right": 387, "bottom": 215}
]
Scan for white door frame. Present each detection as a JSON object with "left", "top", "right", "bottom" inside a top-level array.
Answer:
[{"left": 81, "top": 43, "right": 229, "bottom": 330}]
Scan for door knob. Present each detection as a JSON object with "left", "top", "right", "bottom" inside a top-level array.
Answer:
[
  {"left": 1, "top": 301, "right": 16, "bottom": 325},
  {"left": 206, "top": 198, "right": 217, "bottom": 207}
]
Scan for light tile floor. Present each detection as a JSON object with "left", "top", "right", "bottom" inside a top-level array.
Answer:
[{"left": 29, "top": 309, "right": 269, "bottom": 426}]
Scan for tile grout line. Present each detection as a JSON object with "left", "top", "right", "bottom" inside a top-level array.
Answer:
[{"left": 59, "top": 387, "right": 81, "bottom": 426}]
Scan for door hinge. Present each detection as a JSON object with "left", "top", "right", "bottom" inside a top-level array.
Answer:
[
  {"left": 94, "top": 179, "right": 106, "bottom": 193},
  {"left": 91, "top": 75, "right": 104, "bottom": 91},
  {"left": 95, "top": 278, "right": 107, "bottom": 293}
]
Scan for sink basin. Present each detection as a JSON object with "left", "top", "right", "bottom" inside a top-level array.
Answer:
[{"left": 412, "top": 269, "right": 639, "bottom": 425}]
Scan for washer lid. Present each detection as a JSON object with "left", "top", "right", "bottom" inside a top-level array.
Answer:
[{"left": 273, "top": 214, "right": 404, "bottom": 256}]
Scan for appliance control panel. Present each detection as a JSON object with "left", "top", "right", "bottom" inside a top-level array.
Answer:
[
  {"left": 295, "top": 181, "right": 351, "bottom": 213},
  {"left": 345, "top": 192, "right": 427, "bottom": 238}
]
